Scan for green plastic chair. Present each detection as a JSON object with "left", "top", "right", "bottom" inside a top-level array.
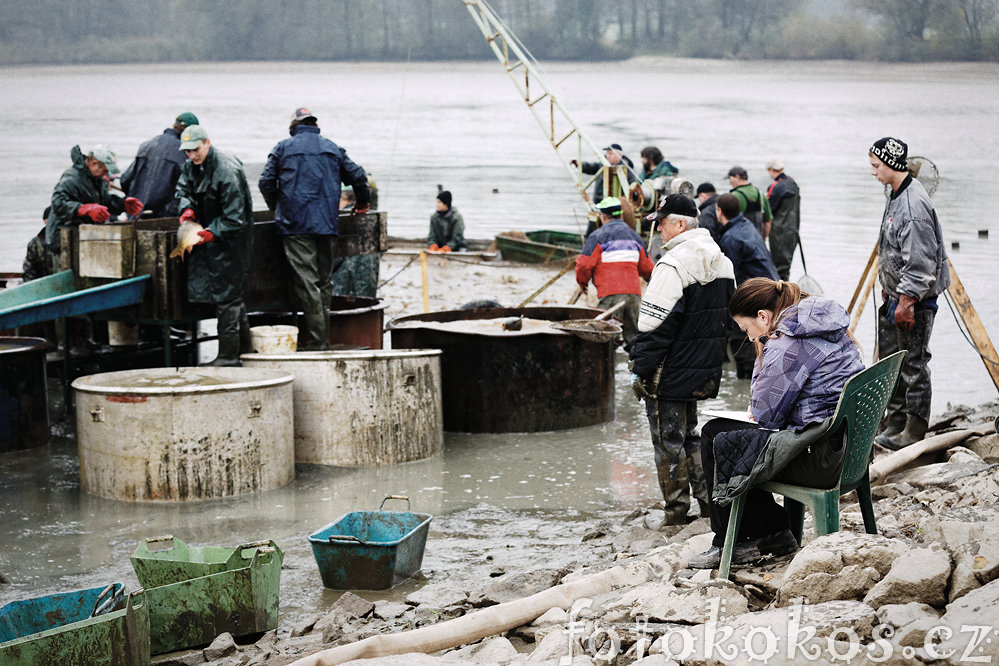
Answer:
[{"left": 718, "top": 350, "right": 906, "bottom": 580}]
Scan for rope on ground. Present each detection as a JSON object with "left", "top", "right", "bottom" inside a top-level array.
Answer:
[
  {"left": 377, "top": 256, "right": 416, "bottom": 289},
  {"left": 944, "top": 291, "right": 999, "bottom": 365}
]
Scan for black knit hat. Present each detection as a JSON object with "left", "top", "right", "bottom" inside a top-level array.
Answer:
[
  {"left": 870, "top": 137, "right": 908, "bottom": 172},
  {"left": 646, "top": 193, "right": 699, "bottom": 222},
  {"left": 437, "top": 190, "right": 452, "bottom": 208}
]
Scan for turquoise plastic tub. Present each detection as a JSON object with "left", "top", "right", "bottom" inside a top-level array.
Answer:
[{"left": 309, "top": 496, "right": 432, "bottom": 590}]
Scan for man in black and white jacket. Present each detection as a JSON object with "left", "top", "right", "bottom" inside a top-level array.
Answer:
[{"left": 629, "top": 194, "right": 736, "bottom": 530}]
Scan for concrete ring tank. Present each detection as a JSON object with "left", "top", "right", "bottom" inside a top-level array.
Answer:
[
  {"left": 242, "top": 349, "right": 443, "bottom": 466},
  {"left": 72, "top": 367, "right": 295, "bottom": 501},
  {"left": 387, "top": 306, "right": 615, "bottom": 433},
  {"left": 0, "top": 337, "right": 50, "bottom": 451}
]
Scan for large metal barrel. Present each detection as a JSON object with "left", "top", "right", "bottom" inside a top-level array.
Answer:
[
  {"left": 72, "top": 367, "right": 294, "bottom": 501},
  {"left": 0, "top": 337, "right": 50, "bottom": 451},
  {"left": 248, "top": 296, "right": 387, "bottom": 351},
  {"left": 242, "top": 349, "right": 443, "bottom": 466},
  {"left": 329, "top": 295, "right": 388, "bottom": 349},
  {"left": 387, "top": 306, "right": 615, "bottom": 433}
]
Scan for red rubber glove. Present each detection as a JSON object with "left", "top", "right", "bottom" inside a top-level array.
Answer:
[
  {"left": 894, "top": 294, "right": 916, "bottom": 331},
  {"left": 179, "top": 209, "right": 196, "bottom": 225},
  {"left": 124, "top": 197, "right": 143, "bottom": 216},
  {"left": 353, "top": 202, "right": 370, "bottom": 215},
  {"left": 77, "top": 203, "right": 110, "bottom": 222},
  {"left": 196, "top": 230, "right": 215, "bottom": 244}
]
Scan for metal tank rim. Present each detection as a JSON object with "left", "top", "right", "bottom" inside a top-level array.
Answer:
[
  {"left": 385, "top": 305, "right": 604, "bottom": 338},
  {"left": 241, "top": 349, "right": 442, "bottom": 362},
  {"left": 0, "top": 336, "right": 49, "bottom": 354},
  {"left": 71, "top": 367, "right": 295, "bottom": 396}
]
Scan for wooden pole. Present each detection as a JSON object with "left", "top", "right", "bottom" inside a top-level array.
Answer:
[
  {"left": 419, "top": 251, "right": 429, "bottom": 313},
  {"left": 517, "top": 259, "right": 575, "bottom": 308},
  {"left": 848, "top": 242, "right": 878, "bottom": 315},
  {"left": 946, "top": 258, "right": 999, "bottom": 391}
]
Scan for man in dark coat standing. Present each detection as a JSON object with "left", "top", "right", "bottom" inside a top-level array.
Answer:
[
  {"left": 121, "top": 112, "right": 199, "bottom": 218},
  {"left": 716, "top": 193, "right": 779, "bottom": 379},
  {"left": 259, "top": 107, "right": 371, "bottom": 350},
  {"left": 765, "top": 159, "right": 801, "bottom": 281},
  {"left": 695, "top": 182, "right": 721, "bottom": 243},
  {"left": 175, "top": 125, "right": 255, "bottom": 366}
]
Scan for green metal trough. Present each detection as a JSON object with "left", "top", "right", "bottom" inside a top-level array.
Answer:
[
  {"left": 130, "top": 536, "right": 282, "bottom": 655},
  {"left": 0, "top": 586, "right": 149, "bottom": 665}
]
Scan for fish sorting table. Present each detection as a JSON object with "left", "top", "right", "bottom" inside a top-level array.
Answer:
[{"left": 72, "top": 367, "right": 295, "bottom": 501}]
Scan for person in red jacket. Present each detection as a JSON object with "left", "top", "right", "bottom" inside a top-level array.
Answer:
[{"left": 575, "top": 197, "right": 654, "bottom": 349}]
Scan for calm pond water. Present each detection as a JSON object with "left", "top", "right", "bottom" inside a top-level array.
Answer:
[{"left": 0, "top": 59, "right": 996, "bottom": 619}]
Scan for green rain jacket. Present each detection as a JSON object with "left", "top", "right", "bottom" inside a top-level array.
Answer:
[
  {"left": 174, "top": 146, "right": 254, "bottom": 304},
  {"left": 47, "top": 145, "right": 125, "bottom": 251}
]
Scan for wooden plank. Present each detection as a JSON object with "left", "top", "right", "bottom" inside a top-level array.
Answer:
[{"left": 946, "top": 258, "right": 999, "bottom": 391}]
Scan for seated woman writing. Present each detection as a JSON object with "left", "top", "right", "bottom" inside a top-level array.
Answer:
[{"left": 690, "top": 277, "right": 865, "bottom": 569}]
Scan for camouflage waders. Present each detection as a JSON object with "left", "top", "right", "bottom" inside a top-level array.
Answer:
[
  {"left": 878, "top": 301, "right": 935, "bottom": 422},
  {"left": 644, "top": 397, "right": 710, "bottom": 525}
]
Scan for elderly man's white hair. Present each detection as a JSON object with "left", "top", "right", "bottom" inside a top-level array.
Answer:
[{"left": 664, "top": 214, "right": 699, "bottom": 228}]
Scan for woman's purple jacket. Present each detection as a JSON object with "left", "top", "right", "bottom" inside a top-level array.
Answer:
[{"left": 751, "top": 296, "right": 865, "bottom": 431}]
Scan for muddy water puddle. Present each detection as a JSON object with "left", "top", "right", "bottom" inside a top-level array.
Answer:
[{"left": 0, "top": 355, "right": 750, "bottom": 625}]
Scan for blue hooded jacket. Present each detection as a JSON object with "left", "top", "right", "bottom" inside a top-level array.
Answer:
[
  {"left": 258, "top": 125, "right": 369, "bottom": 236},
  {"left": 718, "top": 213, "right": 779, "bottom": 284},
  {"left": 751, "top": 296, "right": 865, "bottom": 431}
]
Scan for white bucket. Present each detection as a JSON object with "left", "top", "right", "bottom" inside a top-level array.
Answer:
[
  {"left": 107, "top": 321, "right": 140, "bottom": 346},
  {"left": 250, "top": 325, "right": 298, "bottom": 354}
]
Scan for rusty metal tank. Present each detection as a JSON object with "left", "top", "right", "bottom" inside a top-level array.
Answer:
[
  {"left": 242, "top": 349, "right": 443, "bottom": 466},
  {"left": 0, "top": 337, "right": 50, "bottom": 451},
  {"left": 248, "top": 296, "right": 387, "bottom": 350},
  {"left": 72, "top": 367, "right": 295, "bottom": 501},
  {"left": 387, "top": 306, "right": 615, "bottom": 433}
]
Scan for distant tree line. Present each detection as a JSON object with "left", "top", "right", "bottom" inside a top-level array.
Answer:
[{"left": 0, "top": 0, "right": 996, "bottom": 64}]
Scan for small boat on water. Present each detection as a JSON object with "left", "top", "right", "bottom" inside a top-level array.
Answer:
[{"left": 494, "top": 230, "right": 583, "bottom": 263}]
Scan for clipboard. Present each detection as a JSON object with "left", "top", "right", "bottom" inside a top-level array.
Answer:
[{"left": 700, "top": 409, "right": 757, "bottom": 424}]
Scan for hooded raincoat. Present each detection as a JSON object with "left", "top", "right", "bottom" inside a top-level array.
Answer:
[
  {"left": 711, "top": 296, "right": 865, "bottom": 504},
  {"left": 174, "top": 146, "right": 254, "bottom": 304},
  {"left": 48, "top": 145, "right": 125, "bottom": 251}
]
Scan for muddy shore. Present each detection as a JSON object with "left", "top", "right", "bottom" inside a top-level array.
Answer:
[
  {"left": 150, "top": 250, "right": 999, "bottom": 666},
  {"left": 4, "top": 248, "right": 997, "bottom": 665}
]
